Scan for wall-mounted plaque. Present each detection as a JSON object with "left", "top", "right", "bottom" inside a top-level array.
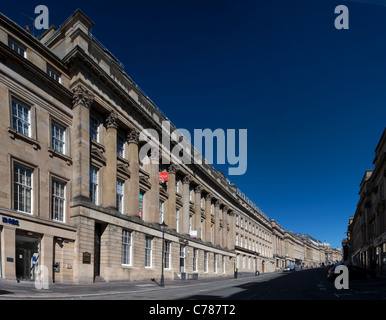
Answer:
[{"left": 82, "top": 252, "right": 91, "bottom": 264}]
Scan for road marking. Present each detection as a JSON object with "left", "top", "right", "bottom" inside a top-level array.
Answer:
[
  {"left": 317, "top": 283, "right": 327, "bottom": 291},
  {"left": 334, "top": 293, "right": 353, "bottom": 298}
]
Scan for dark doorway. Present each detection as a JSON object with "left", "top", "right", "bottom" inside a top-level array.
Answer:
[
  {"left": 16, "top": 235, "right": 40, "bottom": 281},
  {"left": 94, "top": 223, "right": 106, "bottom": 280}
]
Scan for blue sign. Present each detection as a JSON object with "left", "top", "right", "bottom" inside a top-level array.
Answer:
[{"left": 2, "top": 217, "right": 19, "bottom": 226}]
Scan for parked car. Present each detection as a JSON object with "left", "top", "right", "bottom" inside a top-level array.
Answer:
[
  {"left": 283, "top": 264, "right": 295, "bottom": 272},
  {"left": 327, "top": 264, "right": 376, "bottom": 280},
  {"left": 327, "top": 264, "right": 341, "bottom": 280}
]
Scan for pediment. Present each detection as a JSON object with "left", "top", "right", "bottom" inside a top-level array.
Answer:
[{"left": 91, "top": 146, "right": 106, "bottom": 165}]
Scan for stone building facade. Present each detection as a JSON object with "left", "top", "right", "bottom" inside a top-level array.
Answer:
[
  {"left": 346, "top": 128, "right": 386, "bottom": 275},
  {"left": 0, "top": 10, "right": 340, "bottom": 284}
]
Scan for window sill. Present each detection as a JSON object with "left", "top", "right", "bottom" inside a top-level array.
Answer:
[
  {"left": 47, "top": 147, "right": 73, "bottom": 166},
  {"left": 8, "top": 127, "right": 40, "bottom": 150}
]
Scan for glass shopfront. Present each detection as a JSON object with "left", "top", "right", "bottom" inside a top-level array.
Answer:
[{"left": 15, "top": 234, "right": 40, "bottom": 281}]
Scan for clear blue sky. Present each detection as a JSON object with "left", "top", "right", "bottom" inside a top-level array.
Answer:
[{"left": 3, "top": 0, "right": 386, "bottom": 248}]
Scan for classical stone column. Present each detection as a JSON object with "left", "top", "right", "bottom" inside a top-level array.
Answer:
[
  {"left": 194, "top": 184, "right": 203, "bottom": 240},
  {"left": 204, "top": 193, "right": 213, "bottom": 243},
  {"left": 182, "top": 175, "right": 192, "bottom": 235},
  {"left": 40, "top": 235, "right": 54, "bottom": 284},
  {"left": 167, "top": 164, "right": 178, "bottom": 230},
  {"left": 1, "top": 226, "right": 16, "bottom": 280},
  {"left": 218, "top": 206, "right": 223, "bottom": 247},
  {"left": 222, "top": 206, "right": 228, "bottom": 249},
  {"left": 149, "top": 148, "right": 160, "bottom": 223},
  {"left": 127, "top": 129, "right": 140, "bottom": 217},
  {"left": 214, "top": 200, "right": 221, "bottom": 246},
  {"left": 228, "top": 211, "right": 235, "bottom": 250},
  {"left": 104, "top": 110, "right": 118, "bottom": 208},
  {"left": 71, "top": 84, "right": 94, "bottom": 200}
]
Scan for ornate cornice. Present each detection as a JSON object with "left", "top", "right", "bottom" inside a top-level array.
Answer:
[{"left": 72, "top": 84, "right": 94, "bottom": 109}]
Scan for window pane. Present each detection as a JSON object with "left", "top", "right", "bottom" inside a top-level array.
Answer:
[
  {"left": 90, "top": 166, "right": 98, "bottom": 204},
  {"left": 122, "top": 230, "right": 132, "bottom": 265},
  {"left": 117, "top": 134, "right": 125, "bottom": 157},
  {"left": 90, "top": 116, "right": 99, "bottom": 142},
  {"left": 116, "top": 180, "right": 124, "bottom": 213},
  {"left": 52, "top": 179, "right": 65, "bottom": 221},
  {"left": 12, "top": 99, "right": 30, "bottom": 136},
  {"left": 14, "top": 164, "right": 32, "bottom": 213},
  {"left": 52, "top": 122, "right": 65, "bottom": 153}
]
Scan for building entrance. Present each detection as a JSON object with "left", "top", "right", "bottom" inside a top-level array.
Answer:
[{"left": 16, "top": 235, "right": 40, "bottom": 281}]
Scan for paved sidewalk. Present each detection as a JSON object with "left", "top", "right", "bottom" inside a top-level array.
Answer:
[{"left": 0, "top": 273, "right": 259, "bottom": 300}]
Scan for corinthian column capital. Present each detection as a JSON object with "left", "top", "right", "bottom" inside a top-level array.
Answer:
[
  {"left": 72, "top": 84, "right": 94, "bottom": 109},
  {"left": 194, "top": 184, "right": 203, "bottom": 194},
  {"left": 127, "top": 128, "right": 140, "bottom": 145},
  {"left": 182, "top": 175, "right": 192, "bottom": 185},
  {"left": 105, "top": 110, "right": 118, "bottom": 129},
  {"left": 169, "top": 163, "right": 179, "bottom": 174}
]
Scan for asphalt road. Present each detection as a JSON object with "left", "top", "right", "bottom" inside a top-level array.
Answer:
[
  {"left": 1, "top": 267, "right": 385, "bottom": 301},
  {"left": 80, "top": 268, "right": 386, "bottom": 300}
]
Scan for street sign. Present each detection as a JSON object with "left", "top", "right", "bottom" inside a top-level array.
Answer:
[{"left": 159, "top": 172, "right": 169, "bottom": 182}]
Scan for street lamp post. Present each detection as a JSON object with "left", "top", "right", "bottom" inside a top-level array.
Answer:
[
  {"left": 160, "top": 221, "right": 167, "bottom": 287},
  {"left": 255, "top": 252, "right": 257, "bottom": 275}
]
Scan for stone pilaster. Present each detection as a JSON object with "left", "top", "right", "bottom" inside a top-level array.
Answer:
[
  {"left": 71, "top": 84, "right": 94, "bottom": 200},
  {"left": 204, "top": 193, "right": 213, "bottom": 243},
  {"left": 182, "top": 175, "right": 192, "bottom": 235},
  {"left": 1, "top": 226, "right": 16, "bottom": 280},
  {"left": 214, "top": 200, "right": 221, "bottom": 246},
  {"left": 167, "top": 164, "right": 178, "bottom": 230},
  {"left": 149, "top": 148, "right": 160, "bottom": 223},
  {"left": 222, "top": 206, "right": 228, "bottom": 249},
  {"left": 104, "top": 110, "right": 118, "bottom": 208},
  {"left": 194, "top": 184, "right": 203, "bottom": 240},
  {"left": 228, "top": 211, "right": 235, "bottom": 250},
  {"left": 127, "top": 128, "right": 140, "bottom": 217},
  {"left": 40, "top": 235, "right": 54, "bottom": 284}
]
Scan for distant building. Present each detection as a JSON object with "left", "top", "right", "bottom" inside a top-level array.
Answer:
[{"left": 348, "top": 128, "right": 386, "bottom": 275}]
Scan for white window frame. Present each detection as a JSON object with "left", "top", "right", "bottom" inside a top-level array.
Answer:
[
  {"left": 193, "top": 248, "right": 198, "bottom": 272},
  {"left": 117, "top": 179, "right": 124, "bottom": 213},
  {"left": 180, "top": 245, "right": 186, "bottom": 273},
  {"left": 176, "top": 209, "right": 180, "bottom": 233},
  {"left": 159, "top": 201, "right": 164, "bottom": 224},
  {"left": 51, "top": 122, "right": 66, "bottom": 154},
  {"left": 12, "top": 98, "right": 30, "bottom": 137},
  {"left": 47, "top": 65, "right": 61, "bottom": 83},
  {"left": 52, "top": 179, "right": 66, "bottom": 222},
  {"left": 8, "top": 38, "right": 26, "bottom": 57},
  {"left": 13, "top": 163, "right": 33, "bottom": 214},
  {"left": 122, "top": 230, "right": 132, "bottom": 266},
  {"left": 117, "top": 133, "right": 125, "bottom": 157},
  {"left": 145, "top": 236, "right": 152, "bottom": 268},
  {"left": 90, "top": 166, "right": 99, "bottom": 205},
  {"left": 164, "top": 240, "right": 171, "bottom": 269}
]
